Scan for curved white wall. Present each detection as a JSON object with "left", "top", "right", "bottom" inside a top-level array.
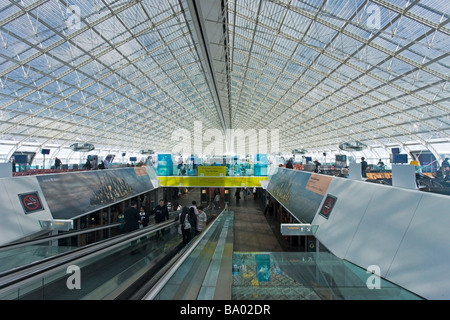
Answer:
[{"left": 311, "top": 176, "right": 450, "bottom": 300}]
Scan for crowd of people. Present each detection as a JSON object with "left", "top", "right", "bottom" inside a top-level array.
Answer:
[
  {"left": 283, "top": 156, "right": 450, "bottom": 188},
  {"left": 122, "top": 198, "right": 208, "bottom": 248},
  {"left": 178, "top": 201, "right": 207, "bottom": 245}
]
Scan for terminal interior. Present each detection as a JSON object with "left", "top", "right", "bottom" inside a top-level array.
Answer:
[{"left": 0, "top": 0, "right": 449, "bottom": 301}]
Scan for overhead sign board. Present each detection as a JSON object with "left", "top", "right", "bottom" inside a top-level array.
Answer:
[{"left": 198, "top": 166, "right": 226, "bottom": 176}]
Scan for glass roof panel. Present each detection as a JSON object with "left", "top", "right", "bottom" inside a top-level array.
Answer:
[{"left": 0, "top": 0, "right": 449, "bottom": 159}]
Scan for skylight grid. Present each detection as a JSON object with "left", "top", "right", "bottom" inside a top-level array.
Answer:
[{"left": 0, "top": 0, "right": 449, "bottom": 156}]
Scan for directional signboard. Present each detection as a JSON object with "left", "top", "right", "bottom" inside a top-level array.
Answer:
[{"left": 280, "top": 224, "right": 318, "bottom": 236}]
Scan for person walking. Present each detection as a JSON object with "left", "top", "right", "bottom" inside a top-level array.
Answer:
[{"left": 179, "top": 206, "right": 191, "bottom": 245}]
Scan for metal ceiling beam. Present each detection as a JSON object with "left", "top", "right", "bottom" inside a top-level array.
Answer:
[
  {"left": 227, "top": 2, "right": 450, "bottom": 149},
  {"left": 182, "top": 0, "right": 228, "bottom": 134}
]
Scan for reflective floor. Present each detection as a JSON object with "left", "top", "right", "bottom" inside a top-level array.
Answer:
[{"left": 231, "top": 252, "right": 423, "bottom": 300}]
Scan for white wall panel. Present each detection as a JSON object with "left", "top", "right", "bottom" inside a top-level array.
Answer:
[
  {"left": 309, "top": 173, "right": 450, "bottom": 300},
  {"left": 312, "top": 178, "right": 371, "bottom": 259},
  {"left": 344, "top": 185, "right": 422, "bottom": 278},
  {"left": 392, "top": 164, "right": 417, "bottom": 190},
  {"left": 348, "top": 163, "right": 362, "bottom": 180},
  {"left": 0, "top": 163, "right": 13, "bottom": 178},
  {"left": 0, "top": 176, "right": 53, "bottom": 245},
  {"left": 0, "top": 181, "right": 24, "bottom": 244},
  {"left": 386, "top": 192, "right": 450, "bottom": 299}
]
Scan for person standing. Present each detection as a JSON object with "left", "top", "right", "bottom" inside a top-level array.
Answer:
[
  {"left": 286, "top": 159, "right": 293, "bottom": 169},
  {"left": 314, "top": 164, "right": 322, "bottom": 173},
  {"left": 190, "top": 200, "right": 199, "bottom": 216},
  {"left": 361, "top": 157, "right": 368, "bottom": 178},
  {"left": 235, "top": 188, "right": 241, "bottom": 204},
  {"left": 313, "top": 160, "right": 321, "bottom": 171},
  {"left": 214, "top": 193, "right": 220, "bottom": 209},
  {"left": 264, "top": 196, "right": 270, "bottom": 216},
  {"left": 196, "top": 205, "right": 207, "bottom": 235},
  {"left": 84, "top": 158, "right": 92, "bottom": 170},
  {"left": 442, "top": 158, "right": 450, "bottom": 170},
  {"left": 54, "top": 157, "right": 62, "bottom": 170},
  {"left": 179, "top": 206, "right": 191, "bottom": 246},
  {"left": 153, "top": 199, "right": 169, "bottom": 223},
  {"left": 123, "top": 201, "right": 140, "bottom": 233},
  {"left": 139, "top": 206, "right": 149, "bottom": 228},
  {"left": 188, "top": 206, "right": 197, "bottom": 240},
  {"left": 153, "top": 199, "right": 169, "bottom": 238}
]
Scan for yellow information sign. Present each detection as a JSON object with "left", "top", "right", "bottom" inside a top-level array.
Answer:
[
  {"left": 197, "top": 166, "right": 226, "bottom": 176},
  {"left": 158, "top": 176, "right": 267, "bottom": 187}
]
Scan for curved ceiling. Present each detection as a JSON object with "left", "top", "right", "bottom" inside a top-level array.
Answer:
[{"left": 0, "top": 0, "right": 449, "bottom": 159}]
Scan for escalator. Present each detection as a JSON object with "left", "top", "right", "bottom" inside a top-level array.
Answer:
[{"left": 0, "top": 214, "right": 184, "bottom": 300}]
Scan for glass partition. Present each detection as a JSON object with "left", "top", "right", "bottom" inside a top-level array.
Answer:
[
  {"left": 0, "top": 221, "right": 181, "bottom": 300},
  {"left": 0, "top": 211, "right": 181, "bottom": 274}
]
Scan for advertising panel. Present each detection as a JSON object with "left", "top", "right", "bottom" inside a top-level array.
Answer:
[
  {"left": 267, "top": 169, "right": 330, "bottom": 223},
  {"left": 36, "top": 167, "right": 154, "bottom": 219}
]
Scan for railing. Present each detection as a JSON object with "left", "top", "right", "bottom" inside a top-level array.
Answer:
[
  {"left": 0, "top": 211, "right": 181, "bottom": 275},
  {"left": 0, "top": 218, "right": 181, "bottom": 300}
]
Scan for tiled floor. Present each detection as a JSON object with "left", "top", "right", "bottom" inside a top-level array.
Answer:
[
  {"left": 228, "top": 195, "right": 315, "bottom": 300},
  {"left": 231, "top": 198, "right": 285, "bottom": 252}
]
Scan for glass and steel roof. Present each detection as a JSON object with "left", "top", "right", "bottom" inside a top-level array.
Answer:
[{"left": 0, "top": 0, "right": 449, "bottom": 161}]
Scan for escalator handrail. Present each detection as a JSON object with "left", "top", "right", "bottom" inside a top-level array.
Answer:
[
  {"left": 0, "top": 223, "right": 121, "bottom": 252},
  {"left": 0, "top": 210, "right": 182, "bottom": 252},
  {"left": 0, "top": 218, "right": 178, "bottom": 292},
  {"left": 142, "top": 208, "right": 226, "bottom": 300}
]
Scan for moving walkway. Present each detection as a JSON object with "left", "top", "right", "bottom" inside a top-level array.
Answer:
[
  {"left": 0, "top": 212, "right": 183, "bottom": 300},
  {"left": 0, "top": 204, "right": 423, "bottom": 301}
]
